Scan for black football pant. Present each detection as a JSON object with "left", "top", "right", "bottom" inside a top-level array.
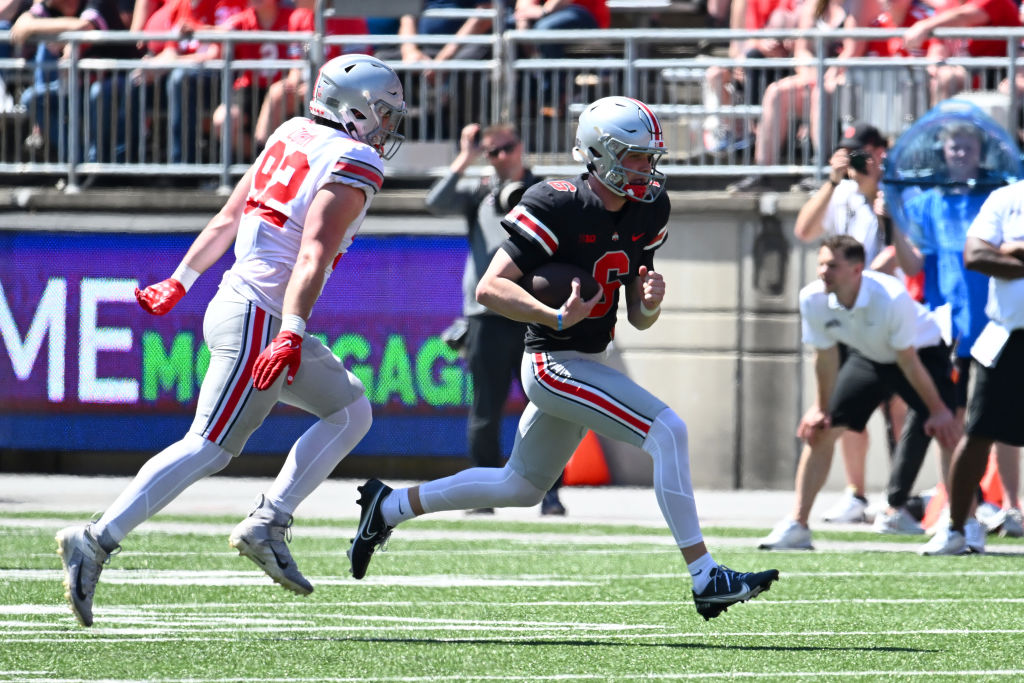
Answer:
[{"left": 467, "top": 314, "right": 527, "bottom": 468}]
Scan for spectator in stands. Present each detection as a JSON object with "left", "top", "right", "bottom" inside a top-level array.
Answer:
[
  {"left": 701, "top": 0, "right": 800, "bottom": 155},
  {"left": 137, "top": 0, "right": 246, "bottom": 164},
  {"left": 513, "top": 1, "right": 609, "bottom": 114},
  {"left": 395, "top": 1, "right": 494, "bottom": 136},
  {"left": 399, "top": 1, "right": 494, "bottom": 78},
  {"left": 208, "top": 0, "right": 295, "bottom": 163},
  {"left": 920, "top": 179, "right": 1024, "bottom": 554},
  {"left": 896, "top": 120, "right": 1022, "bottom": 550},
  {"left": 0, "top": 0, "right": 32, "bottom": 110},
  {"left": 759, "top": 234, "right": 960, "bottom": 551},
  {"left": 792, "top": 122, "right": 928, "bottom": 531},
  {"left": 253, "top": 3, "right": 370, "bottom": 153},
  {"left": 902, "top": 0, "right": 1021, "bottom": 104},
  {"left": 727, "top": 0, "right": 883, "bottom": 193},
  {"left": 12, "top": 0, "right": 144, "bottom": 164}
]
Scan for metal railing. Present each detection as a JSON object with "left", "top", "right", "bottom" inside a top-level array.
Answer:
[{"left": 1, "top": 26, "right": 1022, "bottom": 190}]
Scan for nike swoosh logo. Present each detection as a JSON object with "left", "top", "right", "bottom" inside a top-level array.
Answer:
[
  {"left": 632, "top": 234, "right": 644, "bottom": 241},
  {"left": 398, "top": 500, "right": 405, "bottom": 515},
  {"left": 74, "top": 563, "right": 87, "bottom": 601},
  {"left": 705, "top": 581, "right": 751, "bottom": 602},
  {"left": 270, "top": 545, "right": 290, "bottom": 569},
  {"left": 357, "top": 489, "right": 388, "bottom": 541}
]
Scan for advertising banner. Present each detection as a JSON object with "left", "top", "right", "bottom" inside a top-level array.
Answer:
[{"left": 0, "top": 231, "right": 526, "bottom": 457}]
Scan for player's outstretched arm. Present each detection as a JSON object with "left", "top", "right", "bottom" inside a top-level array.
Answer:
[{"left": 136, "top": 168, "right": 254, "bottom": 315}]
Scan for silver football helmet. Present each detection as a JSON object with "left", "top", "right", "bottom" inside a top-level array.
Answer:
[
  {"left": 572, "top": 96, "right": 667, "bottom": 203},
  {"left": 309, "top": 55, "right": 406, "bottom": 159}
]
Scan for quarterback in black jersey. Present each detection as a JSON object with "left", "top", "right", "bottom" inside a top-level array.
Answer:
[{"left": 349, "top": 97, "right": 779, "bottom": 620}]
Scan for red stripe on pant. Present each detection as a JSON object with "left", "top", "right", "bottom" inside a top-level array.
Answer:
[
  {"left": 207, "top": 306, "right": 268, "bottom": 442},
  {"left": 532, "top": 352, "right": 651, "bottom": 436}
]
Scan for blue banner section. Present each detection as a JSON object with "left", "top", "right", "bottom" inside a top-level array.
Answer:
[{"left": 0, "top": 231, "right": 527, "bottom": 456}]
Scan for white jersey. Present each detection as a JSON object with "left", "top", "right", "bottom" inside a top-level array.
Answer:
[
  {"left": 800, "top": 270, "right": 943, "bottom": 364},
  {"left": 221, "top": 117, "right": 385, "bottom": 317}
]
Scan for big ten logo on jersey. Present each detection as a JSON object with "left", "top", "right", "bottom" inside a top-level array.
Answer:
[
  {"left": 246, "top": 140, "right": 311, "bottom": 226},
  {"left": 590, "top": 251, "right": 629, "bottom": 318},
  {"left": 547, "top": 180, "right": 576, "bottom": 192}
]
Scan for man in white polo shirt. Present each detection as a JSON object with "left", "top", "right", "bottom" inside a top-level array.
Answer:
[
  {"left": 921, "top": 180, "right": 1024, "bottom": 555},
  {"left": 760, "top": 234, "right": 961, "bottom": 550}
]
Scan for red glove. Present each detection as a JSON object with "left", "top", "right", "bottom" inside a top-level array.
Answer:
[
  {"left": 135, "top": 278, "right": 186, "bottom": 316},
  {"left": 252, "top": 331, "right": 303, "bottom": 390}
]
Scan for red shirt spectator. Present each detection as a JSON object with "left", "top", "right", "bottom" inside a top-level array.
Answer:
[
  {"left": 287, "top": 10, "right": 369, "bottom": 60},
  {"left": 907, "top": 0, "right": 1021, "bottom": 57},
  {"left": 866, "top": 0, "right": 935, "bottom": 57},
  {"left": 144, "top": 0, "right": 245, "bottom": 56},
  {"left": 574, "top": 0, "right": 609, "bottom": 29},
  {"left": 220, "top": 1, "right": 294, "bottom": 90}
]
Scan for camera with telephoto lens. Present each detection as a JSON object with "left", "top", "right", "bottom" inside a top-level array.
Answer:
[{"left": 848, "top": 149, "right": 870, "bottom": 173}]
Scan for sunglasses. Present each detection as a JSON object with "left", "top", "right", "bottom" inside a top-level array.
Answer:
[{"left": 486, "top": 141, "right": 518, "bottom": 158}]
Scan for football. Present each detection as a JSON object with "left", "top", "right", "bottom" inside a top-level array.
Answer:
[{"left": 519, "top": 262, "right": 600, "bottom": 308}]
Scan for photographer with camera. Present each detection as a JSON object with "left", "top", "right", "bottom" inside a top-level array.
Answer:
[
  {"left": 427, "top": 122, "right": 566, "bottom": 516},
  {"left": 792, "top": 121, "right": 931, "bottom": 534}
]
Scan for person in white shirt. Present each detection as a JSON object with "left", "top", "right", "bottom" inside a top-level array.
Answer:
[
  {"left": 53, "top": 55, "right": 406, "bottom": 627},
  {"left": 793, "top": 121, "right": 919, "bottom": 528},
  {"left": 760, "top": 234, "right": 961, "bottom": 550},
  {"left": 921, "top": 180, "right": 1024, "bottom": 555}
]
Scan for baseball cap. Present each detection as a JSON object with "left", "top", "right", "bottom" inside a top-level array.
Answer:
[{"left": 837, "top": 121, "right": 887, "bottom": 150}]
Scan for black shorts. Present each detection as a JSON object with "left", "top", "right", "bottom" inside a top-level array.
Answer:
[
  {"left": 965, "top": 330, "right": 1024, "bottom": 447},
  {"left": 828, "top": 345, "right": 956, "bottom": 432}
]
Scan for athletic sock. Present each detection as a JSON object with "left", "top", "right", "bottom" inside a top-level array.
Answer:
[
  {"left": 381, "top": 488, "right": 415, "bottom": 527},
  {"left": 688, "top": 553, "right": 718, "bottom": 594}
]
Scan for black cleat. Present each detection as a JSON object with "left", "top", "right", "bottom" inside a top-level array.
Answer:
[
  {"left": 347, "top": 478, "right": 394, "bottom": 580},
  {"left": 692, "top": 565, "right": 779, "bottom": 621}
]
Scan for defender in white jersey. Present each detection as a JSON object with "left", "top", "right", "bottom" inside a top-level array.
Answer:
[{"left": 54, "top": 55, "right": 405, "bottom": 627}]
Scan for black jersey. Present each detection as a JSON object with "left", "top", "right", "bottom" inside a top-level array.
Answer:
[{"left": 499, "top": 173, "right": 670, "bottom": 354}]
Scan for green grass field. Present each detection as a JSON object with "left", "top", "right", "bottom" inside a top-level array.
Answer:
[{"left": 2, "top": 510, "right": 1023, "bottom": 682}]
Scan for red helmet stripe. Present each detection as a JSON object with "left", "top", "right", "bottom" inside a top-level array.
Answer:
[{"left": 628, "top": 98, "right": 663, "bottom": 145}]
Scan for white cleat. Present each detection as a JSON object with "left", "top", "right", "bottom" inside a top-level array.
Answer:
[
  {"left": 55, "top": 524, "right": 113, "bottom": 627},
  {"left": 229, "top": 497, "right": 313, "bottom": 596}
]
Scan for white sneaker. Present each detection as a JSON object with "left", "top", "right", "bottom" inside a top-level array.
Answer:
[
  {"left": 919, "top": 525, "right": 967, "bottom": 556},
  {"left": 821, "top": 489, "right": 868, "bottom": 523},
  {"left": 976, "top": 501, "right": 1002, "bottom": 533},
  {"left": 229, "top": 496, "right": 313, "bottom": 595},
  {"left": 1000, "top": 507, "right": 1024, "bottom": 538},
  {"left": 758, "top": 519, "right": 813, "bottom": 550},
  {"left": 964, "top": 518, "right": 985, "bottom": 554},
  {"left": 56, "top": 524, "right": 114, "bottom": 627},
  {"left": 872, "top": 507, "right": 925, "bottom": 535}
]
